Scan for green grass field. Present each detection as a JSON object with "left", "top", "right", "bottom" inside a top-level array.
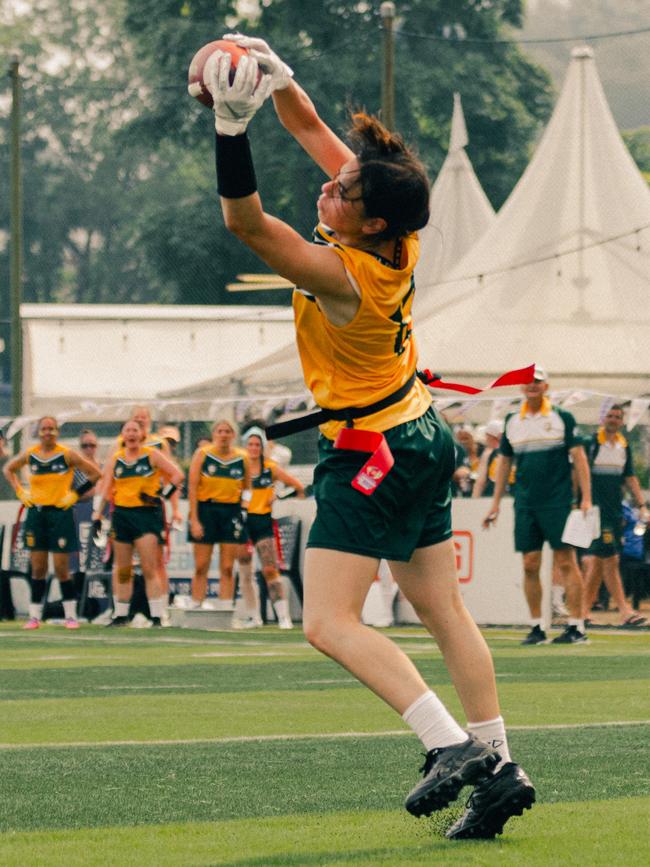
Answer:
[{"left": 0, "top": 623, "right": 648, "bottom": 866}]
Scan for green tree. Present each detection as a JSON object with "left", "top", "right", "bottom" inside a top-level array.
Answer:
[{"left": 623, "top": 127, "right": 650, "bottom": 185}]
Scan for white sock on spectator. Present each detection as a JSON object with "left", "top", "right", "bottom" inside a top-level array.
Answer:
[
  {"left": 402, "top": 690, "right": 467, "bottom": 751},
  {"left": 62, "top": 599, "right": 77, "bottom": 620},
  {"left": 273, "top": 598, "right": 290, "bottom": 621},
  {"left": 530, "top": 618, "right": 544, "bottom": 629},
  {"left": 467, "top": 716, "right": 511, "bottom": 770},
  {"left": 148, "top": 597, "right": 164, "bottom": 619},
  {"left": 114, "top": 601, "right": 130, "bottom": 618},
  {"left": 569, "top": 618, "right": 585, "bottom": 632},
  {"left": 29, "top": 603, "right": 44, "bottom": 621}
]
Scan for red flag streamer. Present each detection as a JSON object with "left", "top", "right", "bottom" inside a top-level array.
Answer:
[
  {"left": 334, "top": 428, "right": 395, "bottom": 497},
  {"left": 419, "top": 363, "right": 535, "bottom": 395}
]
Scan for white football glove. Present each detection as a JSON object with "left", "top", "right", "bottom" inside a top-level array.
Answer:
[
  {"left": 205, "top": 51, "right": 273, "bottom": 136},
  {"left": 222, "top": 33, "right": 294, "bottom": 91}
]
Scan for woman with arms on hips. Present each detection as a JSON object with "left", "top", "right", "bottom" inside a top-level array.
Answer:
[
  {"left": 200, "top": 36, "right": 535, "bottom": 839},
  {"left": 3, "top": 416, "right": 101, "bottom": 630},
  {"left": 234, "top": 425, "right": 305, "bottom": 629},
  {"left": 187, "top": 420, "right": 251, "bottom": 609},
  {"left": 92, "top": 419, "right": 183, "bottom": 627}
]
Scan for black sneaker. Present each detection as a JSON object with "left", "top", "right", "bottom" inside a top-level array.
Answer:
[
  {"left": 551, "top": 625, "right": 588, "bottom": 644},
  {"left": 521, "top": 625, "right": 547, "bottom": 645},
  {"left": 150, "top": 617, "right": 162, "bottom": 628},
  {"left": 105, "top": 616, "right": 130, "bottom": 627},
  {"left": 445, "top": 762, "right": 536, "bottom": 839},
  {"left": 404, "top": 734, "right": 500, "bottom": 817}
]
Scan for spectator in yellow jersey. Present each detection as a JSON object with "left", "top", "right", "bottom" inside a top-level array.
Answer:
[
  {"left": 234, "top": 426, "right": 305, "bottom": 629},
  {"left": 3, "top": 416, "right": 101, "bottom": 629},
  {"left": 187, "top": 420, "right": 251, "bottom": 608},
  {"left": 207, "top": 34, "right": 534, "bottom": 840},
  {"left": 92, "top": 420, "right": 183, "bottom": 627}
]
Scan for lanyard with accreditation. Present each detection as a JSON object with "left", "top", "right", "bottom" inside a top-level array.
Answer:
[{"left": 266, "top": 364, "right": 536, "bottom": 496}]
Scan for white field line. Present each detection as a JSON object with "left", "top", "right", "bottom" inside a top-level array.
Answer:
[{"left": 0, "top": 719, "right": 648, "bottom": 751}]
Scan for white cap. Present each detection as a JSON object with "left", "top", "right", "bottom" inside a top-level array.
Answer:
[
  {"left": 533, "top": 365, "right": 548, "bottom": 382},
  {"left": 485, "top": 419, "right": 504, "bottom": 439}
]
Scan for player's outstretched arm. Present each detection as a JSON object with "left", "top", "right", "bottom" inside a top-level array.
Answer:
[{"left": 222, "top": 33, "right": 352, "bottom": 176}]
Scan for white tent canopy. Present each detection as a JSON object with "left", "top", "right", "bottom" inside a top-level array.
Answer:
[
  {"left": 415, "top": 46, "right": 650, "bottom": 397},
  {"left": 414, "top": 92, "right": 495, "bottom": 305},
  {"left": 21, "top": 304, "right": 295, "bottom": 419}
]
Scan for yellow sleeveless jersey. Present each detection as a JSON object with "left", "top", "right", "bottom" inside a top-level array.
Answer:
[
  {"left": 293, "top": 225, "right": 431, "bottom": 439},
  {"left": 197, "top": 447, "right": 248, "bottom": 504},
  {"left": 249, "top": 459, "right": 277, "bottom": 515},
  {"left": 27, "top": 444, "right": 74, "bottom": 506},
  {"left": 112, "top": 447, "right": 161, "bottom": 508}
]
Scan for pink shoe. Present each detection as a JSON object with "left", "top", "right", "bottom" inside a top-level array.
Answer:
[
  {"left": 64, "top": 618, "right": 80, "bottom": 630},
  {"left": 23, "top": 617, "right": 41, "bottom": 630}
]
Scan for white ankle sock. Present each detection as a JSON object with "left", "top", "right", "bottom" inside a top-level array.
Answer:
[
  {"left": 467, "top": 715, "right": 511, "bottom": 769},
  {"left": 29, "top": 603, "right": 44, "bottom": 621},
  {"left": 569, "top": 618, "right": 585, "bottom": 632},
  {"left": 402, "top": 690, "right": 467, "bottom": 751},
  {"left": 530, "top": 618, "right": 544, "bottom": 630},
  {"left": 63, "top": 600, "right": 77, "bottom": 620},
  {"left": 114, "top": 601, "right": 130, "bottom": 618},
  {"left": 273, "top": 599, "right": 290, "bottom": 621}
]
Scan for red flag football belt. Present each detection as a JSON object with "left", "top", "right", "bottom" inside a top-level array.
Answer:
[{"left": 266, "top": 364, "right": 535, "bottom": 496}]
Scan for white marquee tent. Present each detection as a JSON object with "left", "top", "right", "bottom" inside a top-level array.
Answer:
[
  {"left": 415, "top": 45, "right": 650, "bottom": 400},
  {"left": 414, "top": 92, "right": 495, "bottom": 306}
]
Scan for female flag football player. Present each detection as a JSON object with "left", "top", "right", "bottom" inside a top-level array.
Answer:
[
  {"left": 187, "top": 420, "right": 252, "bottom": 607},
  {"left": 3, "top": 416, "right": 101, "bottom": 629},
  {"left": 234, "top": 425, "right": 306, "bottom": 629},
  {"left": 92, "top": 420, "right": 184, "bottom": 627},
  {"left": 200, "top": 35, "right": 535, "bottom": 839}
]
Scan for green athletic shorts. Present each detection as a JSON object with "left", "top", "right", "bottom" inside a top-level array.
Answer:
[
  {"left": 514, "top": 503, "right": 572, "bottom": 553},
  {"left": 24, "top": 505, "right": 78, "bottom": 553},
  {"left": 188, "top": 501, "right": 249, "bottom": 545},
  {"left": 247, "top": 513, "right": 274, "bottom": 545},
  {"left": 111, "top": 505, "right": 165, "bottom": 545},
  {"left": 586, "top": 518, "right": 621, "bottom": 558},
  {"left": 307, "top": 405, "right": 455, "bottom": 562}
]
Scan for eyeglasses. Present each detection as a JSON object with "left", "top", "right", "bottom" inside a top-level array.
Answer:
[
  {"left": 81, "top": 442, "right": 98, "bottom": 449},
  {"left": 330, "top": 169, "right": 364, "bottom": 204}
]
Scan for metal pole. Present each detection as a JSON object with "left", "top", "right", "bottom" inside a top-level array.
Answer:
[
  {"left": 380, "top": 2, "right": 395, "bottom": 130},
  {"left": 9, "top": 55, "right": 23, "bottom": 422}
]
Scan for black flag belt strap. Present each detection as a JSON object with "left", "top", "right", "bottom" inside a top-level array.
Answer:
[{"left": 265, "top": 371, "right": 419, "bottom": 441}]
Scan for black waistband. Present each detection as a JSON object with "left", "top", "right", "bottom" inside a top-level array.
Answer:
[{"left": 266, "top": 371, "right": 418, "bottom": 440}]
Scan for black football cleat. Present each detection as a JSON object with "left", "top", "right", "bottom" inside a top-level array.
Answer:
[
  {"left": 521, "top": 625, "right": 548, "bottom": 645},
  {"left": 445, "top": 762, "right": 536, "bottom": 839},
  {"left": 551, "top": 625, "right": 589, "bottom": 645},
  {"left": 105, "top": 616, "right": 130, "bottom": 627},
  {"left": 405, "top": 734, "right": 500, "bottom": 817}
]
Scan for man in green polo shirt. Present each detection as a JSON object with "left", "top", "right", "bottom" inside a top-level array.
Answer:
[
  {"left": 483, "top": 367, "right": 592, "bottom": 645},
  {"left": 582, "top": 404, "right": 648, "bottom": 627}
]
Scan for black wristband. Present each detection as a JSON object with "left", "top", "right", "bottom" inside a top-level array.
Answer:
[
  {"left": 215, "top": 132, "right": 257, "bottom": 199},
  {"left": 161, "top": 483, "right": 177, "bottom": 500},
  {"left": 75, "top": 480, "right": 94, "bottom": 497}
]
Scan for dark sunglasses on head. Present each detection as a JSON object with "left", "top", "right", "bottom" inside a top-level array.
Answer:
[{"left": 81, "top": 442, "right": 98, "bottom": 448}]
